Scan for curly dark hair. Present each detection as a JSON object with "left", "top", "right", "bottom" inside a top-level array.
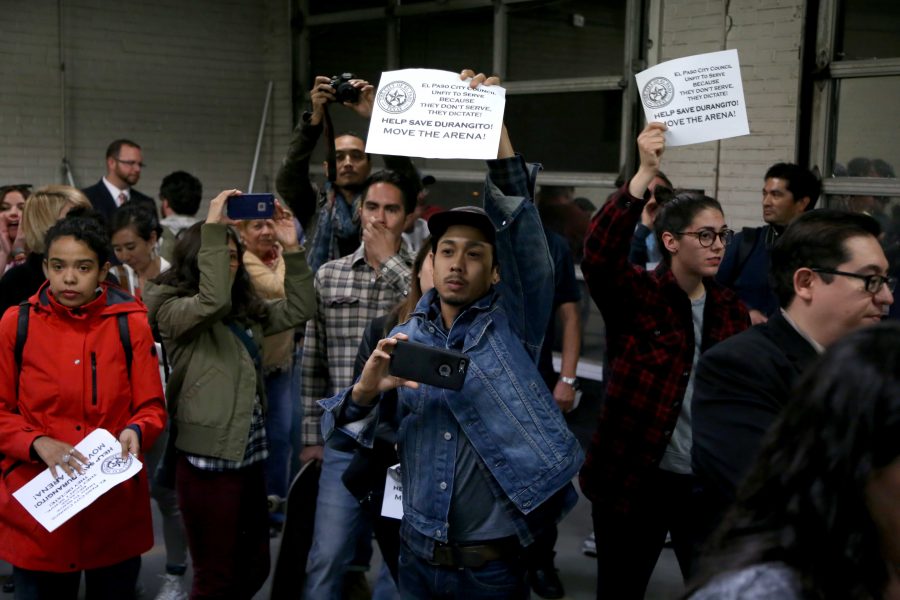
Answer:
[
  {"left": 153, "top": 222, "right": 267, "bottom": 322},
  {"left": 44, "top": 209, "right": 112, "bottom": 265},
  {"left": 687, "top": 321, "right": 900, "bottom": 599}
]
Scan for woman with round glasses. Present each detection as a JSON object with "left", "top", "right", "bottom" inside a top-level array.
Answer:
[{"left": 580, "top": 122, "right": 750, "bottom": 598}]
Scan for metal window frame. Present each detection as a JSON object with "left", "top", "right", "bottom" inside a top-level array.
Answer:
[
  {"left": 292, "top": 0, "right": 644, "bottom": 187},
  {"left": 808, "top": 0, "right": 900, "bottom": 200}
]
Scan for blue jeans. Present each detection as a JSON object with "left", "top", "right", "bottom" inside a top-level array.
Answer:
[
  {"left": 264, "top": 366, "right": 293, "bottom": 510},
  {"left": 303, "top": 445, "right": 373, "bottom": 599},
  {"left": 13, "top": 556, "right": 141, "bottom": 600},
  {"left": 303, "top": 445, "right": 394, "bottom": 600},
  {"left": 397, "top": 542, "right": 528, "bottom": 600}
]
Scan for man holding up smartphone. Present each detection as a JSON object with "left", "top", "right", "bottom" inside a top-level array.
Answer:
[{"left": 320, "top": 70, "right": 583, "bottom": 598}]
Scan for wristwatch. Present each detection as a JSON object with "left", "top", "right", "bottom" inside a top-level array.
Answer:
[{"left": 559, "top": 376, "right": 577, "bottom": 386}]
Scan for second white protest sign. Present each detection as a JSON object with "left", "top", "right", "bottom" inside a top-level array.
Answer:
[{"left": 635, "top": 49, "right": 750, "bottom": 147}]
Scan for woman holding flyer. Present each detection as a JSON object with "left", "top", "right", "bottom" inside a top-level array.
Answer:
[{"left": 0, "top": 213, "right": 167, "bottom": 599}]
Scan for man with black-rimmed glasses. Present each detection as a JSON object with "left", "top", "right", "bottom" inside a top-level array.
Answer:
[
  {"left": 82, "top": 139, "right": 156, "bottom": 221},
  {"left": 692, "top": 208, "right": 895, "bottom": 553}
]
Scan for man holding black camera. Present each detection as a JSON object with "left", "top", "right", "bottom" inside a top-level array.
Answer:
[{"left": 276, "top": 74, "right": 418, "bottom": 272}]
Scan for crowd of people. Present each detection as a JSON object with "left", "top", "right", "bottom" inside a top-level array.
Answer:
[{"left": 0, "top": 67, "right": 898, "bottom": 600}]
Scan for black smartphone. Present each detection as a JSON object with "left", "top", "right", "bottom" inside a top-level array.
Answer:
[
  {"left": 226, "top": 193, "right": 275, "bottom": 220},
  {"left": 389, "top": 340, "right": 469, "bottom": 391}
]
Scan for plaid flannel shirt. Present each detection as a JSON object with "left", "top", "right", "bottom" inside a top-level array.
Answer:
[
  {"left": 579, "top": 185, "right": 749, "bottom": 515},
  {"left": 301, "top": 244, "right": 412, "bottom": 446}
]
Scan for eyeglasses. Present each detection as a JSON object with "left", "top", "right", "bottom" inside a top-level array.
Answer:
[
  {"left": 810, "top": 268, "right": 897, "bottom": 294},
  {"left": 675, "top": 228, "right": 734, "bottom": 247},
  {"left": 643, "top": 185, "right": 674, "bottom": 204},
  {"left": 114, "top": 158, "right": 145, "bottom": 168}
]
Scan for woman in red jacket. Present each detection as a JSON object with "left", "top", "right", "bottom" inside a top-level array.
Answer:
[{"left": 0, "top": 214, "right": 166, "bottom": 599}]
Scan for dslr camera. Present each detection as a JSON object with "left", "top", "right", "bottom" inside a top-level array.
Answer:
[{"left": 329, "top": 73, "right": 360, "bottom": 104}]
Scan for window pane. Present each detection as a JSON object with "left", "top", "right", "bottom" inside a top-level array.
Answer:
[
  {"left": 824, "top": 193, "right": 898, "bottom": 217},
  {"left": 833, "top": 77, "right": 900, "bottom": 179},
  {"left": 507, "top": 0, "right": 626, "bottom": 80},
  {"left": 309, "top": 22, "right": 387, "bottom": 87},
  {"left": 505, "top": 92, "right": 622, "bottom": 172},
  {"left": 837, "top": 0, "right": 900, "bottom": 60},
  {"left": 399, "top": 9, "right": 493, "bottom": 71}
]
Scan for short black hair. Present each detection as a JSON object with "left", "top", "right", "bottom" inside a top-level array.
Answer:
[
  {"left": 653, "top": 191, "right": 724, "bottom": 265},
  {"left": 45, "top": 210, "right": 112, "bottom": 265},
  {"left": 328, "top": 130, "right": 371, "bottom": 164},
  {"left": 765, "top": 163, "right": 821, "bottom": 210},
  {"left": 106, "top": 139, "right": 141, "bottom": 160},
  {"left": 159, "top": 171, "right": 203, "bottom": 216},
  {"left": 110, "top": 202, "right": 163, "bottom": 242},
  {"left": 770, "top": 209, "right": 881, "bottom": 308},
  {"left": 361, "top": 170, "right": 418, "bottom": 215}
]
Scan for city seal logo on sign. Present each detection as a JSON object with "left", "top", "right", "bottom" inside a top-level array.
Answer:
[
  {"left": 377, "top": 81, "right": 416, "bottom": 114},
  {"left": 101, "top": 453, "right": 133, "bottom": 475},
  {"left": 642, "top": 77, "right": 675, "bottom": 109}
]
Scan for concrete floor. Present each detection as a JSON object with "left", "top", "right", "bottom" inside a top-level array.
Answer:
[{"left": 118, "top": 484, "right": 685, "bottom": 599}]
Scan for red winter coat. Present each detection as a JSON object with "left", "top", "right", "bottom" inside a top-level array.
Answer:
[{"left": 0, "top": 282, "right": 166, "bottom": 572}]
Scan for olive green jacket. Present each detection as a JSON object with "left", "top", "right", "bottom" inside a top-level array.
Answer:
[{"left": 144, "top": 223, "right": 315, "bottom": 461}]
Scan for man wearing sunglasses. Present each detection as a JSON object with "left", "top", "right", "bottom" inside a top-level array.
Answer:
[
  {"left": 82, "top": 139, "right": 156, "bottom": 222},
  {"left": 716, "top": 163, "right": 820, "bottom": 325},
  {"left": 692, "top": 209, "right": 895, "bottom": 551}
]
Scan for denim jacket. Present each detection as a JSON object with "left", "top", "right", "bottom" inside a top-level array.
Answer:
[{"left": 320, "top": 155, "right": 584, "bottom": 556}]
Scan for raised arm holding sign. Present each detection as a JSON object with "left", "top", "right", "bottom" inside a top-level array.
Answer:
[{"left": 635, "top": 49, "right": 750, "bottom": 147}]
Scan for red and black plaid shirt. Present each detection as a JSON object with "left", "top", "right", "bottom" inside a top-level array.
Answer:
[{"left": 579, "top": 186, "right": 749, "bottom": 515}]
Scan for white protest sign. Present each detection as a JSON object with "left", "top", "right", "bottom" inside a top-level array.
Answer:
[
  {"left": 13, "top": 428, "right": 143, "bottom": 532},
  {"left": 635, "top": 49, "right": 749, "bottom": 147},
  {"left": 380, "top": 463, "right": 403, "bottom": 520},
  {"left": 365, "top": 68, "right": 506, "bottom": 160}
]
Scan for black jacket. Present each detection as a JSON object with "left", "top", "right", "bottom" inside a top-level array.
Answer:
[{"left": 81, "top": 179, "right": 157, "bottom": 222}]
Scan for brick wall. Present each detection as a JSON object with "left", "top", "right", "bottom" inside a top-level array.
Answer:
[
  {"left": 657, "top": 0, "right": 806, "bottom": 229},
  {"left": 0, "top": 0, "right": 292, "bottom": 211}
]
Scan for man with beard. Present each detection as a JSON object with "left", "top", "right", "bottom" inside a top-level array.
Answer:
[
  {"left": 82, "top": 139, "right": 156, "bottom": 222},
  {"left": 276, "top": 75, "right": 417, "bottom": 272}
]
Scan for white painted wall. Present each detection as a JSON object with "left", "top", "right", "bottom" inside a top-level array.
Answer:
[{"left": 0, "top": 0, "right": 292, "bottom": 211}]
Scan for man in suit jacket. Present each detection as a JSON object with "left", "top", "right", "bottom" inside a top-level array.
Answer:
[
  {"left": 82, "top": 139, "right": 156, "bottom": 222},
  {"left": 692, "top": 209, "right": 895, "bottom": 546}
]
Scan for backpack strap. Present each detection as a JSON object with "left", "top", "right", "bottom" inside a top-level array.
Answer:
[
  {"left": 14, "top": 302, "right": 30, "bottom": 395},
  {"left": 14, "top": 303, "right": 134, "bottom": 389},
  {"left": 117, "top": 313, "right": 133, "bottom": 380},
  {"left": 14, "top": 302, "right": 29, "bottom": 372}
]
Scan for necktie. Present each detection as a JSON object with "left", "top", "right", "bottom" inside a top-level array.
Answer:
[{"left": 117, "top": 192, "right": 127, "bottom": 206}]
